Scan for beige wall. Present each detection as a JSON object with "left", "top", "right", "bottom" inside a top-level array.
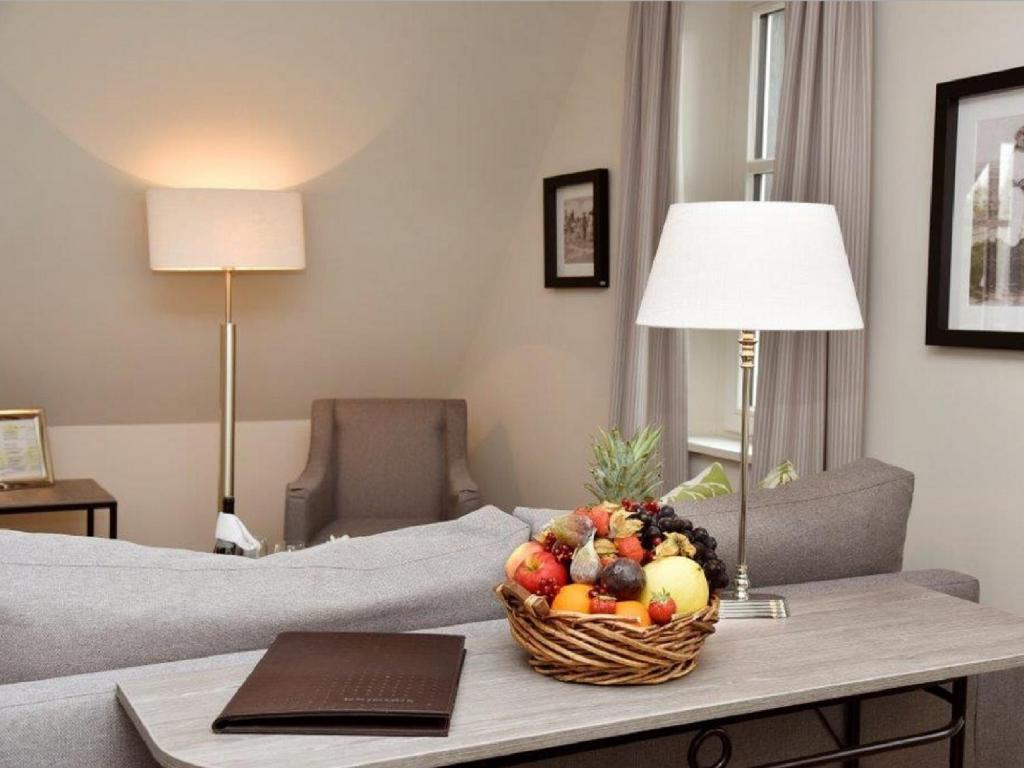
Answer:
[
  {"left": 456, "top": 3, "right": 629, "bottom": 513},
  {"left": 0, "top": 2, "right": 611, "bottom": 426},
  {"left": 0, "top": 2, "right": 629, "bottom": 547},
  {"left": 868, "top": 2, "right": 1024, "bottom": 615},
  {"left": 4, "top": 420, "right": 308, "bottom": 550}
]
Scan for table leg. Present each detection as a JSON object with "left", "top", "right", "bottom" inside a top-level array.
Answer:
[
  {"left": 949, "top": 678, "right": 967, "bottom": 768},
  {"left": 843, "top": 699, "right": 861, "bottom": 768},
  {"left": 87, "top": 507, "right": 95, "bottom": 537},
  {"left": 109, "top": 503, "right": 118, "bottom": 539}
]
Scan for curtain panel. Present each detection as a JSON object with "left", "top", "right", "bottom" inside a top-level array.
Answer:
[
  {"left": 753, "top": 0, "right": 873, "bottom": 480},
  {"left": 609, "top": 1, "right": 687, "bottom": 487}
]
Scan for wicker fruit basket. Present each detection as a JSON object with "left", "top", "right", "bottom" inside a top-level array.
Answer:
[{"left": 495, "top": 580, "right": 719, "bottom": 685}]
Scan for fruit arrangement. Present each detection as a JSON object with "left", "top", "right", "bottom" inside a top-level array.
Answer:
[
  {"left": 504, "top": 500, "right": 728, "bottom": 628},
  {"left": 496, "top": 425, "right": 721, "bottom": 685}
]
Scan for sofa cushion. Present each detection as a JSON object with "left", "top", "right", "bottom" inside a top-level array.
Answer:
[
  {"left": 0, "top": 506, "right": 528, "bottom": 684},
  {"left": 515, "top": 458, "right": 914, "bottom": 589}
]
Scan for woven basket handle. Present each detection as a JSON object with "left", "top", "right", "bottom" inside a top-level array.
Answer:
[{"left": 496, "top": 580, "right": 551, "bottom": 619}]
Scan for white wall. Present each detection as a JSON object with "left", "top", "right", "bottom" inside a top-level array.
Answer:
[{"left": 868, "top": 2, "right": 1024, "bottom": 615}]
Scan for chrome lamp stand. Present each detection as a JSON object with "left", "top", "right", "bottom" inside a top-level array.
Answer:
[{"left": 718, "top": 330, "right": 788, "bottom": 619}]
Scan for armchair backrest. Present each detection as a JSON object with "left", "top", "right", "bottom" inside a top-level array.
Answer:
[{"left": 316, "top": 398, "right": 465, "bottom": 522}]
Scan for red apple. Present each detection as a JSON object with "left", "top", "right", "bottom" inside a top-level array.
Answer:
[
  {"left": 504, "top": 541, "right": 544, "bottom": 580},
  {"left": 514, "top": 551, "right": 568, "bottom": 594}
]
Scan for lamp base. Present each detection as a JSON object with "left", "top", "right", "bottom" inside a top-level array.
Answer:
[{"left": 718, "top": 591, "right": 789, "bottom": 619}]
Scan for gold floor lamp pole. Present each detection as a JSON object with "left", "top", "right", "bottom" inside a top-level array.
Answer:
[{"left": 219, "top": 269, "right": 236, "bottom": 517}]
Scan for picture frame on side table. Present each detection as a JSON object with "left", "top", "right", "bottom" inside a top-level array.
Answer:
[
  {"left": 0, "top": 408, "right": 55, "bottom": 490},
  {"left": 543, "top": 168, "right": 609, "bottom": 288},
  {"left": 927, "top": 65, "right": 1024, "bottom": 350}
]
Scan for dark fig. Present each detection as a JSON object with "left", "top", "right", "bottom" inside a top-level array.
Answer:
[{"left": 598, "top": 558, "right": 646, "bottom": 600}]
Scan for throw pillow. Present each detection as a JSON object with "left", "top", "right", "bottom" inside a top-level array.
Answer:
[
  {"left": 760, "top": 459, "right": 799, "bottom": 489},
  {"left": 661, "top": 462, "right": 733, "bottom": 505}
]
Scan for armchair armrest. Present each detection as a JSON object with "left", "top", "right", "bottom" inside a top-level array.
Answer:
[
  {"left": 447, "top": 458, "right": 482, "bottom": 519},
  {"left": 285, "top": 400, "right": 337, "bottom": 543}
]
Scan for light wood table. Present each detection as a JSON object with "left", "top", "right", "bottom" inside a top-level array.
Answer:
[
  {"left": 0, "top": 478, "right": 117, "bottom": 538},
  {"left": 117, "top": 582, "right": 1024, "bottom": 768}
]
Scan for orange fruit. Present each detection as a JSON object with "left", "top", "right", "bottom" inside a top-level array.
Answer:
[
  {"left": 614, "top": 600, "right": 652, "bottom": 627},
  {"left": 550, "top": 583, "right": 592, "bottom": 613}
]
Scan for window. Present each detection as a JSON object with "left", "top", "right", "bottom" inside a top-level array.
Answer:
[
  {"left": 685, "top": 2, "right": 785, "bottom": 460},
  {"left": 747, "top": 4, "right": 784, "bottom": 202},
  {"left": 732, "top": 3, "right": 784, "bottom": 421}
]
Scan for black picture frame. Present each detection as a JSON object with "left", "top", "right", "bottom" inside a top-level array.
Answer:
[
  {"left": 927, "top": 65, "right": 1024, "bottom": 350},
  {"left": 543, "top": 168, "right": 609, "bottom": 288}
]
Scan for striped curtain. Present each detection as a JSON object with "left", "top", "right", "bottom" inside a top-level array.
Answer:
[
  {"left": 752, "top": 1, "right": 873, "bottom": 480},
  {"left": 609, "top": 2, "right": 687, "bottom": 487}
]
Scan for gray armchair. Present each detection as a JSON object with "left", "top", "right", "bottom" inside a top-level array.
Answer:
[{"left": 285, "top": 399, "right": 483, "bottom": 545}]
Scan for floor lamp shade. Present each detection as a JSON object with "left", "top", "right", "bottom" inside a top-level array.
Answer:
[
  {"left": 636, "top": 202, "right": 862, "bottom": 332},
  {"left": 147, "top": 189, "right": 305, "bottom": 272}
]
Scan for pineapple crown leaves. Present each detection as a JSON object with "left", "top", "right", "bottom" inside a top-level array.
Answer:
[{"left": 585, "top": 425, "right": 664, "bottom": 503}]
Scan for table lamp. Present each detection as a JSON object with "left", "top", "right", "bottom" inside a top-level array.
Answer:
[
  {"left": 147, "top": 189, "right": 305, "bottom": 554},
  {"left": 636, "top": 202, "right": 863, "bottom": 618}
]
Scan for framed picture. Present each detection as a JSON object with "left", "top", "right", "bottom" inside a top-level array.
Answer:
[
  {"left": 543, "top": 168, "right": 609, "bottom": 288},
  {"left": 928, "top": 65, "right": 1024, "bottom": 350},
  {"left": 0, "top": 409, "right": 54, "bottom": 489}
]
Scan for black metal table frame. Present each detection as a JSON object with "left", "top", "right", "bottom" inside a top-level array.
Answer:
[
  {"left": 0, "top": 500, "right": 118, "bottom": 539},
  {"left": 459, "top": 677, "right": 968, "bottom": 768}
]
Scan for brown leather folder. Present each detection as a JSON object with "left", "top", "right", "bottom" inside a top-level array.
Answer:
[{"left": 212, "top": 631, "right": 467, "bottom": 737}]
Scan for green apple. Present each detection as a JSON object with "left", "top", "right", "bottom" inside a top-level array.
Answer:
[{"left": 640, "top": 556, "right": 709, "bottom": 615}]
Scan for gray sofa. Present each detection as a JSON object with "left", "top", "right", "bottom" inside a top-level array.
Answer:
[
  {"left": 285, "top": 398, "right": 483, "bottom": 545},
  {"left": 1, "top": 459, "right": 1020, "bottom": 767}
]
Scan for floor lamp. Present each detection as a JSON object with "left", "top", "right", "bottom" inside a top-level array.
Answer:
[
  {"left": 147, "top": 189, "right": 305, "bottom": 554},
  {"left": 636, "top": 201, "right": 863, "bottom": 618}
]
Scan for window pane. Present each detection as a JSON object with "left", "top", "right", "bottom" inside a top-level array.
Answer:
[
  {"left": 752, "top": 172, "right": 774, "bottom": 202},
  {"left": 755, "top": 9, "right": 785, "bottom": 160}
]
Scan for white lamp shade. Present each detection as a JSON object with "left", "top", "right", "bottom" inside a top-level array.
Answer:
[
  {"left": 636, "top": 202, "right": 863, "bottom": 331},
  {"left": 147, "top": 189, "right": 305, "bottom": 271}
]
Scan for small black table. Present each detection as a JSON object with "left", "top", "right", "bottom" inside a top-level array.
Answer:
[{"left": 0, "top": 478, "right": 118, "bottom": 538}]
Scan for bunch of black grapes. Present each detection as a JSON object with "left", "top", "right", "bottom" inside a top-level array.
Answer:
[{"left": 625, "top": 501, "right": 731, "bottom": 591}]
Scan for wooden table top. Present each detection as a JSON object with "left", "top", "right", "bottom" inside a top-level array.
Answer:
[
  {"left": 116, "top": 582, "right": 1024, "bottom": 768},
  {"left": 0, "top": 478, "right": 115, "bottom": 510}
]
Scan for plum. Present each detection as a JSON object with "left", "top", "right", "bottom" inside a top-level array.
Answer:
[{"left": 599, "top": 558, "right": 645, "bottom": 600}]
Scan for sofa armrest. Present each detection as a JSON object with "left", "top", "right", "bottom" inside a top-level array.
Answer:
[
  {"left": 898, "top": 569, "right": 980, "bottom": 602},
  {"left": 447, "top": 459, "right": 482, "bottom": 519},
  {"left": 285, "top": 400, "right": 336, "bottom": 543}
]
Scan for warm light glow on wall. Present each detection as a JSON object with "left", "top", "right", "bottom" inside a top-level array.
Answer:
[
  {"left": 0, "top": 4, "right": 412, "bottom": 188},
  {"left": 128, "top": 129, "right": 324, "bottom": 190}
]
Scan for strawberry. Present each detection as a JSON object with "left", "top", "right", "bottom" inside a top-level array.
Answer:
[
  {"left": 615, "top": 535, "right": 645, "bottom": 564},
  {"left": 589, "top": 592, "right": 617, "bottom": 614},
  {"left": 648, "top": 590, "right": 676, "bottom": 625}
]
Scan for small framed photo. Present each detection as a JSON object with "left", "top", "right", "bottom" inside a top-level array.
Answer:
[
  {"left": 0, "top": 409, "right": 55, "bottom": 489},
  {"left": 543, "top": 168, "right": 609, "bottom": 288},
  {"left": 927, "top": 65, "right": 1024, "bottom": 350}
]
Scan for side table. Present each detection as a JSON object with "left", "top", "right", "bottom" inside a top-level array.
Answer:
[{"left": 0, "top": 479, "right": 118, "bottom": 538}]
